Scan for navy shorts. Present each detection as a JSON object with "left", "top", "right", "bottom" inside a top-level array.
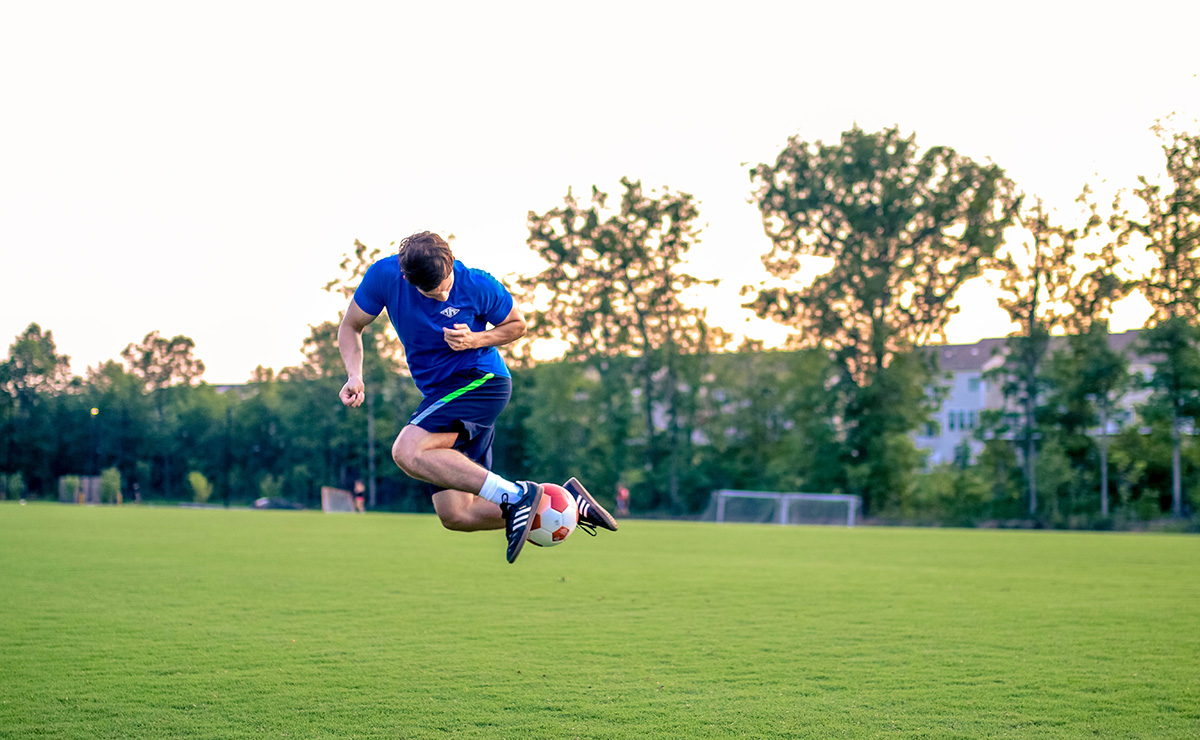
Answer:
[{"left": 408, "top": 369, "right": 512, "bottom": 495}]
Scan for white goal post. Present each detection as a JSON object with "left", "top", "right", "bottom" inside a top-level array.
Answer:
[
  {"left": 321, "top": 486, "right": 358, "bottom": 513},
  {"left": 712, "top": 490, "right": 862, "bottom": 527}
]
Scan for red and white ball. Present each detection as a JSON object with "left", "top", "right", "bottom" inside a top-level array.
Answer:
[{"left": 528, "top": 483, "right": 578, "bottom": 547}]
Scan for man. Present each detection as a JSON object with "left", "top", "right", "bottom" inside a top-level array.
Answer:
[{"left": 337, "top": 231, "right": 617, "bottom": 563}]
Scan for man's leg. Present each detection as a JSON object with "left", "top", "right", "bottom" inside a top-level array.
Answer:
[
  {"left": 431, "top": 490, "right": 504, "bottom": 532},
  {"left": 394, "top": 372, "right": 543, "bottom": 562},
  {"left": 392, "top": 425, "right": 487, "bottom": 493},
  {"left": 392, "top": 425, "right": 501, "bottom": 530},
  {"left": 392, "top": 425, "right": 542, "bottom": 561}
]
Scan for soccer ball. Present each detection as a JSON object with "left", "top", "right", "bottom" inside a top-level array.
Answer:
[{"left": 528, "top": 483, "right": 578, "bottom": 547}]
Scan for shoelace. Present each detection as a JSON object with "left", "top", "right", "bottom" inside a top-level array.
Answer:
[{"left": 576, "top": 520, "right": 598, "bottom": 536}]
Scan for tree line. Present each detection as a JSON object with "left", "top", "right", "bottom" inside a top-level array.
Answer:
[{"left": 2, "top": 124, "right": 1197, "bottom": 527}]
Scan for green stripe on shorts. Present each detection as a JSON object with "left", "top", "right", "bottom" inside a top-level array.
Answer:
[{"left": 410, "top": 373, "right": 496, "bottom": 426}]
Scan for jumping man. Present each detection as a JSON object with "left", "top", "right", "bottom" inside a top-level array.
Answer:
[{"left": 337, "top": 232, "right": 617, "bottom": 563}]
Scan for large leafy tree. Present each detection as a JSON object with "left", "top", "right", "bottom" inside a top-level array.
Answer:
[
  {"left": 749, "top": 126, "right": 1018, "bottom": 380},
  {"left": 519, "top": 177, "right": 727, "bottom": 511},
  {"left": 749, "top": 125, "right": 1019, "bottom": 512},
  {"left": 1122, "top": 125, "right": 1200, "bottom": 517}
]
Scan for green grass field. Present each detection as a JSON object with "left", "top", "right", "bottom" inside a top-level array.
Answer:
[{"left": 1, "top": 503, "right": 1197, "bottom": 739}]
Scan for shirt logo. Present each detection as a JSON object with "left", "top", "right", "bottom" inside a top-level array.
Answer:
[{"left": 440, "top": 307, "right": 460, "bottom": 318}]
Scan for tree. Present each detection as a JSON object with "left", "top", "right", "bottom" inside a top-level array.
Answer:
[
  {"left": 1044, "top": 323, "right": 1133, "bottom": 518},
  {"left": 119, "top": 330, "right": 205, "bottom": 496},
  {"left": 277, "top": 319, "right": 413, "bottom": 508},
  {"left": 749, "top": 125, "right": 1019, "bottom": 512},
  {"left": 1140, "top": 319, "right": 1200, "bottom": 517},
  {"left": 1131, "top": 126, "right": 1200, "bottom": 323},
  {"left": 0, "top": 324, "right": 75, "bottom": 495},
  {"left": 83, "top": 359, "right": 155, "bottom": 498},
  {"left": 1122, "top": 124, "right": 1200, "bottom": 516},
  {"left": 1060, "top": 196, "right": 1132, "bottom": 515},
  {"left": 120, "top": 331, "right": 205, "bottom": 392},
  {"left": 692, "top": 349, "right": 840, "bottom": 502},
  {"left": 990, "top": 197, "right": 1082, "bottom": 516},
  {"left": 0, "top": 323, "right": 73, "bottom": 396},
  {"left": 521, "top": 361, "right": 617, "bottom": 501},
  {"left": 519, "top": 177, "right": 727, "bottom": 511}
]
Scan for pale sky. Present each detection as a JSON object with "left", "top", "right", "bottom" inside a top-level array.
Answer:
[{"left": 2, "top": 1, "right": 1197, "bottom": 383}]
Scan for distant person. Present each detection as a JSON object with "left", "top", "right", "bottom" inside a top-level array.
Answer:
[
  {"left": 616, "top": 484, "right": 630, "bottom": 517},
  {"left": 353, "top": 479, "right": 366, "bottom": 513},
  {"left": 337, "top": 232, "right": 617, "bottom": 562}
]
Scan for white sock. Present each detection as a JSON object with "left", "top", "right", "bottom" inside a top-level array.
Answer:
[{"left": 478, "top": 472, "right": 521, "bottom": 505}]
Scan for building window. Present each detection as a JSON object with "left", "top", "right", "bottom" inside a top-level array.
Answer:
[
  {"left": 968, "top": 375, "right": 981, "bottom": 393},
  {"left": 968, "top": 410, "right": 978, "bottom": 429},
  {"left": 948, "top": 412, "right": 956, "bottom": 431}
]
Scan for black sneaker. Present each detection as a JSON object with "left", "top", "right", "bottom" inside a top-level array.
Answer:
[
  {"left": 563, "top": 477, "right": 618, "bottom": 533},
  {"left": 499, "top": 481, "right": 544, "bottom": 564}
]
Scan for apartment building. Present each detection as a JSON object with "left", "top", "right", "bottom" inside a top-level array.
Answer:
[{"left": 914, "top": 330, "right": 1150, "bottom": 466}]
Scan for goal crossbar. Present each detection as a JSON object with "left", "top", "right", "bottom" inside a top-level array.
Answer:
[{"left": 713, "top": 490, "right": 862, "bottom": 527}]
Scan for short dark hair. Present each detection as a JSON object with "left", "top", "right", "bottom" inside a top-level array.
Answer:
[{"left": 398, "top": 232, "right": 453, "bottom": 292}]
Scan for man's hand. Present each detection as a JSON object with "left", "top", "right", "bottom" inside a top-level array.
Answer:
[
  {"left": 443, "top": 323, "right": 478, "bottom": 351},
  {"left": 340, "top": 376, "right": 366, "bottom": 407}
]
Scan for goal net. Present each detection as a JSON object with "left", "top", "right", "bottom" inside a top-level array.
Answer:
[
  {"left": 321, "top": 486, "right": 357, "bottom": 513},
  {"left": 702, "top": 490, "right": 862, "bottom": 527}
]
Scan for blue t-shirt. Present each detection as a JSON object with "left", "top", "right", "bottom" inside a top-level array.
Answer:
[{"left": 352, "top": 257, "right": 514, "bottom": 397}]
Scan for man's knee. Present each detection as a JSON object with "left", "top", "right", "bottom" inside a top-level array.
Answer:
[{"left": 391, "top": 429, "right": 422, "bottom": 475}]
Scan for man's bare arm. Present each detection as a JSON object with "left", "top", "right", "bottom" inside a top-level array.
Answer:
[
  {"left": 442, "top": 306, "right": 527, "bottom": 352},
  {"left": 338, "top": 299, "right": 378, "bottom": 408}
]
